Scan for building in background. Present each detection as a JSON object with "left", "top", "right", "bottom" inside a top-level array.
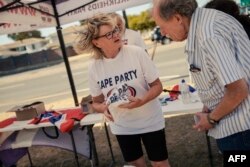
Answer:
[
  {"left": 0, "top": 25, "right": 87, "bottom": 76},
  {"left": 0, "top": 38, "right": 48, "bottom": 57},
  {"left": 0, "top": 38, "right": 63, "bottom": 76},
  {"left": 46, "top": 25, "right": 86, "bottom": 57}
]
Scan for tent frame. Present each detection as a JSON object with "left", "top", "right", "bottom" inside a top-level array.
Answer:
[
  {"left": 0, "top": 0, "right": 97, "bottom": 107},
  {"left": 0, "top": 1, "right": 110, "bottom": 167}
]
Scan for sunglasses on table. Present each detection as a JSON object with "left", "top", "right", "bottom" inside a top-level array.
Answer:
[{"left": 95, "top": 27, "right": 120, "bottom": 40}]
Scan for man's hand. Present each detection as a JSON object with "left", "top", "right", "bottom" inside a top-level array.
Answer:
[{"left": 193, "top": 112, "right": 214, "bottom": 131}]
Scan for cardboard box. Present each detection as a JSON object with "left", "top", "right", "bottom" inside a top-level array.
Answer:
[{"left": 9, "top": 101, "right": 46, "bottom": 121}]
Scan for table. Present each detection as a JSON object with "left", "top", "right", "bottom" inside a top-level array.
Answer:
[
  {"left": 0, "top": 97, "right": 206, "bottom": 167},
  {"left": 162, "top": 98, "right": 203, "bottom": 115},
  {"left": 81, "top": 113, "right": 115, "bottom": 167},
  {"left": 0, "top": 107, "right": 92, "bottom": 167},
  {"left": 0, "top": 126, "right": 90, "bottom": 167}
]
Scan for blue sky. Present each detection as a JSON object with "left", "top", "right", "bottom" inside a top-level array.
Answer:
[{"left": 0, "top": 1, "right": 210, "bottom": 45}]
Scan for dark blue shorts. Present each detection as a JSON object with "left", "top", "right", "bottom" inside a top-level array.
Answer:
[
  {"left": 216, "top": 129, "right": 250, "bottom": 152},
  {"left": 116, "top": 128, "right": 168, "bottom": 162}
]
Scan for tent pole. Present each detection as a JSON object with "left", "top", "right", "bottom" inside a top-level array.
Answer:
[
  {"left": 122, "top": 10, "right": 129, "bottom": 28},
  {"left": 51, "top": 0, "right": 79, "bottom": 106}
]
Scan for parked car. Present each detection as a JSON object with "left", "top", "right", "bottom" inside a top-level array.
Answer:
[{"left": 151, "top": 26, "right": 172, "bottom": 45}]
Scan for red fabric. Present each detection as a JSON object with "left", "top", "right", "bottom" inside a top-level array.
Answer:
[
  {"left": 29, "top": 111, "right": 59, "bottom": 124},
  {"left": 29, "top": 117, "right": 48, "bottom": 124},
  {"left": 52, "top": 107, "right": 88, "bottom": 133},
  {"left": 29, "top": 107, "right": 88, "bottom": 133},
  {"left": 56, "top": 107, "right": 87, "bottom": 121},
  {"left": 60, "top": 119, "right": 74, "bottom": 133},
  {"left": 0, "top": 117, "right": 16, "bottom": 128},
  {"left": 54, "top": 115, "right": 75, "bottom": 133},
  {"left": 169, "top": 85, "right": 179, "bottom": 100}
]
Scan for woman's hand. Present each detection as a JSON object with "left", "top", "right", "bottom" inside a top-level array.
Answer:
[
  {"left": 92, "top": 94, "right": 114, "bottom": 121},
  {"left": 118, "top": 96, "right": 143, "bottom": 109},
  {"left": 93, "top": 101, "right": 114, "bottom": 122},
  {"left": 103, "top": 109, "right": 114, "bottom": 122},
  {"left": 118, "top": 78, "right": 163, "bottom": 109},
  {"left": 92, "top": 100, "right": 108, "bottom": 112}
]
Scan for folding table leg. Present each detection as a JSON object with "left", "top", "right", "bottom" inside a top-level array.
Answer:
[
  {"left": 69, "top": 131, "right": 80, "bottom": 167},
  {"left": 87, "top": 125, "right": 99, "bottom": 167},
  {"left": 27, "top": 148, "right": 33, "bottom": 167},
  {"left": 104, "top": 123, "right": 115, "bottom": 167}
]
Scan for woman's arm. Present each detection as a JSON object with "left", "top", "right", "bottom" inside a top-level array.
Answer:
[
  {"left": 141, "top": 78, "right": 163, "bottom": 105},
  {"left": 119, "top": 78, "right": 163, "bottom": 109},
  {"left": 92, "top": 94, "right": 114, "bottom": 121},
  {"left": 92, "top": 94, "right": 106, "bottom": 113}
]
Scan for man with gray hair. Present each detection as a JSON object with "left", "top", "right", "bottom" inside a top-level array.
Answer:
[{"left": 152, "top": 0, "right": 250, "bottom": 153}]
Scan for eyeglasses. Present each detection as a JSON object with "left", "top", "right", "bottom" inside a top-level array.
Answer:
[{"left": 95, "top": 27, "right": 120, "bottom": 40}]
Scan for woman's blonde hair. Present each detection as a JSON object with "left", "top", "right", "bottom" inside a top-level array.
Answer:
[
  {"left": 108, "top": 13, "right": 125, "bottom": 34},
  {"left": 75, "top": 13, "right": 115, "bottom": 59}
]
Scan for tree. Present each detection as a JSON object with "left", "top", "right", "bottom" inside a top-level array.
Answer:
[
  {"left": 78, "top": 9, "right": 156, "bottom": 32},
  {"left": 7, "top": 30, "right": 42, "bottom": 41},
  {"left": 128, "top": 10, "right": 156, "bottom": 31}
]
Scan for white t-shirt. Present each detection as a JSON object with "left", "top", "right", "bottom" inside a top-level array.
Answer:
[
  {"left": 122, "top": 29, "right": 148, "bottom": 50},
  {"left": 88, "top": 45, "right": 164, "bottom": 135}
]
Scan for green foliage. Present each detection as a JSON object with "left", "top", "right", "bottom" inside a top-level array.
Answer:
[
  {"left": 128, "top": 10, "right": 156, "bottom": 31},
  {"left": 78, "top": 9, "right": 156, "bottom": 31},
  {"left": 7, "top": 30, "right": 42, "bottom": 41}
]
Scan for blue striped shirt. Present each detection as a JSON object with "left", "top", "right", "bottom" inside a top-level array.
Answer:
[{"left": 185, "top": 8, "right": 250, "bottom": 139}]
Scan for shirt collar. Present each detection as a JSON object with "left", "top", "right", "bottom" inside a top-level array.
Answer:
[{"left": 185, "top": 8, "right": 201, "bottom": 53}]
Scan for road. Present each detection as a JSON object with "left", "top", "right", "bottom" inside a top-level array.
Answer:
[{"left": 0, "top": 41, "right": 190, "bottom": 112}]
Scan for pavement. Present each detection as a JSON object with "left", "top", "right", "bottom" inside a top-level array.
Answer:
[{"left": 0, "top": 40, "right": 187, "bottom": 120}]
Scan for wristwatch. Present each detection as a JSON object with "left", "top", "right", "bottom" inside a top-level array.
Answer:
[{"left": 207, "top": 113, "right": 219, "bottom": 125}]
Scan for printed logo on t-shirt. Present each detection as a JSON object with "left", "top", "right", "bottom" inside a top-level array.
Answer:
[
  {"left": 106, "top": 83, "right": 136, "bottom": 105},
  {"left": 107, "top": 83, "right": 136, "bottom": 98},
  {"left": 97, "top": 69, "right": 137, "bottom": 89}
]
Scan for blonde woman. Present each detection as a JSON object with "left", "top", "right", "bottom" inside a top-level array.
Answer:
[{"left": 76, "top": 14, "right": 171, "bottom": 167}]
